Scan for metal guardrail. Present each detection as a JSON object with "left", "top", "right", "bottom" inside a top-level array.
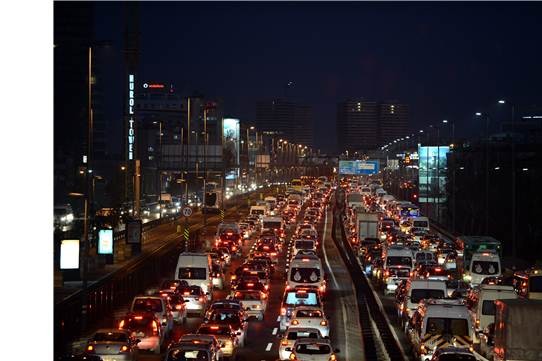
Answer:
[{"left": 332, "top": 189, "right": 407, "bottom": 361}]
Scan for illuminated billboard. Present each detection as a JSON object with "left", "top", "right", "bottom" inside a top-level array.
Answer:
[
  {"left": 418, "top": 146, "right": 449, "bottom": 203},
  {"left": 223, "top": 118, "right": 240, "bottom": 179},
  {"left": 60, "top": 239, "right": 80, "bottom": 270},
  {"left": 98, "top": 229, "right": 114, "bottom": 255},
  {"left": 339, "top": 160, "right": 379, "bottom": 175}
]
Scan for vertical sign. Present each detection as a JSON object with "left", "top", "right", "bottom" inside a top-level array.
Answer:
[
  {"left": 128, "top": 74, "right": 135, "bottom": 160},
  {"left": 97, "top": 229, "right": 114, "bottom": 255},
  {"left": 126, "top": 219, "right": 142, "bottom": 244},
  {"left": 60, "top": 239, "right": 80, "bottom": 269}
]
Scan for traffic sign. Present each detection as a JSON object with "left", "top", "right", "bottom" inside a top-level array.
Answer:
[{"left": 181, "top": 206, "right": 193, "bottom": 217}]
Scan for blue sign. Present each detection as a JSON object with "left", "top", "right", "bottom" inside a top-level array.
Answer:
[{"left": 339, "top": 160, "right": 379, "bottom": 175}]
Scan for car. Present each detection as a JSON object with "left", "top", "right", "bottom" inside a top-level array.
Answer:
[
  {"left": 253, "top": 243, "right": 279, "bottom": 264},
  {"left": 429, "top": 346, "right": 476, "bottom": 361},
  {"left": 156, "top": 289, "right": 189, "bottom": 324},
  {"left": 204, "top": 299, "right": 248, "bottom": 322},
  {"left": 85, "top": 329, "right": 139, "bottom": 361},
  {"left": 211, "top": 263, "right": 225, "bottom": 290},
  {"left": 287, "top": 338, "right": 339, "bottom": 361},
  {"left": 278, "top": 327, "right": 323, "bottom": 361},
  {"left": 130, "top": 296, "right": 174, "bottom": 336},
  {"left": 232, "top": 290, "right": 268, "bottom": 320},
  {"left": 197, "top": 323, "right": 240, "bottom": 359},
  {"left": 290, "top": 306, "right": 330, "bottom": 337},
  {"left": 179, "top": 285, "right": 208, "bottom": 316},
  {"left": 279, "top": 288, "right": 322, "bottom": 332},
  {"left": 233, "top": 276, "right": 268, "bottom": 295},
  {"left": 118, "top": 312, "right": 164, "bottom": 355},
  {"left": 204, "top": 309, "right": 248, "bottom": 347},
  {"left": 160, "top": 279, "right": 190, "bottom": 293},
  {"left": 165, "top": 343, "right": 219, "bottom": 361}
]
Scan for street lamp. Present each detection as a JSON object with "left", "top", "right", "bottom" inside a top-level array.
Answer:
[
  {"left": 153, "top": 121, "right": 163, "bottom": 218},
  {"left": 497, "top": 99, "right": 517, "bottom": 257},
  {"left": 475, "top": 112, "right": 490, "bottom": 234}
]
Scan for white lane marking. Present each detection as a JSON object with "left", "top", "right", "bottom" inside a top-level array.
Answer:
[
  {"left": 322, "top": 206, "right": 349, "bottom": 361},
  {"left": 277, "top": 316, "right": 281, "bottom": 322},
  {"left": 272, "top": 327, "right": 278, "bottom": 335},
  {"left": 265, "top": 342, "right": 273, "bottom": 351}
]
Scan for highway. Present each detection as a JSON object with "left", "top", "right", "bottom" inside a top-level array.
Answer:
[{"left": 60, "top": 186, "right": 369, "bottom": 361}]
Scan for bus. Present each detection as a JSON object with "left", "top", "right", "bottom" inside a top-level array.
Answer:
[
  {"left": 455, "top": 236, "right": 502, "bottom": 268},
  {"left": 290, "top": 178, "right": 303, "bottom": 192}
]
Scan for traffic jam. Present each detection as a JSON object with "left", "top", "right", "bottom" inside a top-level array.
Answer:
[
  {"left": 81, "top": 176, "right": 341, "bottom": 361},
  {"left": 339, "top": 176, "right": 542, "bottom": 361}
]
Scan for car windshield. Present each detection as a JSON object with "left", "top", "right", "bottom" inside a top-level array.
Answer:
[
  {"left": 295, "top": 240, "right": 315, "bottom": 250},
  {"left": 482, "top": 300, "right": 496, "bottom": 316},
  {"left": 234, "top": 291, "right": 262, "bottom": 300},
  {"left": 290, "top": 267, "right": 320, "bottom": 283},
  {"left": 530, "top": 276, "right": 542, "bottom": 292},
  {"left": 133, "top": 298, "right": 163, "bottom": 313},
  {"left": 198, "top": 326, "right": 230, "bottom": 335},
  {"left": 208, "top": 311, "right": 241, "bottom": 325},
  {"left": 287, "top": 331, "right": 320, "bottom": 340},
  {"left": 387, "top": 256, "right": 412, "bottom": 267},
  {"left": 93, "top": 332, "right": 128, "bottom": 342},
  {"left": 471, "top": 261, "right": 499, "bottom": 275},
  {"left": 295, "top": 343, "right": 331, "bottom": 355},
  {"left": 284, "top": 292, "right": 319, "bottom": 306},
  {"left": 263, "top": 221, "right": 282, "bottom": 229},
  {"left": 167, "top": 349, "right": 210, "bottom": 361},
  {"left": 438, "top": 355, "right": 476, "bottom": 361},
  {"left": 178, "top": 267, "right": 207, "bottom": 280},
  {"left": 296, "top": 309, "right": 322, "bottom": 318},
  {"left": 410, "top": 289, "right": 445, "bottom": 303},
  {"left": 426, "top": 317, "right": 469, "bottom": 336}
]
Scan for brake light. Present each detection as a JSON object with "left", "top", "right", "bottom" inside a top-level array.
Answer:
[
  {"left": 271, "top": 252, "right": 277, "bottom": 256},
  {"left": 232, "top": 246, "right": 237, "bottom": 251},
  {"left": 118, "top": 320, "right": 125, "bottom": 329},
  {"left": 152, "top": 320, "right": 158, "bottom": 335},
  {"left": 134, "top": 316, "right": 143, "bottom": 320},
  {"left": 281, "top": 307, "right": 286, "bottom": 316},
  {"left": 210, "top": 326, "right": 220, "bottom": 330},
  {"left": 199, "top": 296, "right": 204, "bottom": 302},
  {"left": 175, "top": 304, "right": 183, "bottom": 310},
  {"left": 289, "top": 353, "right": 297, "bottom": 360},
  {"left": 231, "top": 275, "right": 237, "bottom": 280},
  {"left": 320, "top": 320, "right": 328, "bottom": 326},
  {"left": 247, "top": 283, "right": 254, "bottom": 287},
  {"left": 302, "top": 258, "right": 310, "bottom": 262},
  {"left": 291, "top": 319, "right": 299, "bottom": 325},
  {"left": 262, "top": 293, "right": 267, "bottom": 299},
  {"left": 281, "top": 339, "right": 289, "bottom": 346},
  {"left": 329, "top": 354, "right": 337, "bottom": 361},
  {"left": 120, "top": 345, "right": 129, "bottom": 352}
]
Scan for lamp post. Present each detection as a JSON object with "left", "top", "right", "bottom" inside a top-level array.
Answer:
[
  {"left": 442, "top": 119, "right": 456, "bottom": 232},
  {"left": 153, "top": 121, "right": 163, "bottom": 218},
  {"left": 498, "top": 99, "right": 517, "bottom": 257},
  {"left": 475, "top": 112, "right": 489, "bottom": 234}
]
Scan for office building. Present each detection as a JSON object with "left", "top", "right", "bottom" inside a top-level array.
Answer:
[
  {"left": 255, "top": 99, "right": 314, "bottom": 147},
  {"left": 336, "top": 100, "right": 378, "bottom": 153},
  {"left": 378, "top": 102, "right": 409, "bottom": 146}
]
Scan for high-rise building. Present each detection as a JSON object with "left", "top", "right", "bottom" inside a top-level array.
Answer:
[
  {"left": 336, "top": 99, "right": 409, "bottom": 153},
  {"left": 255, "top": 99, "right": 314, "bottom": 147},
  {"left": 54, "top": 2, "right": 94, "bottom": 205},
  {"left": 336, "top": 100, "right": 378, "bottom": 153},
  {"left": 378, "top": 102, "right": 409, "bottom": 146}
]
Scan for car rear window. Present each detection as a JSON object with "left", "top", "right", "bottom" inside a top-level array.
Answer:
[
  {"left": 287, "top": 331, "right": 320, "bottom": 340},
  {"left": 296, "top": 309, "right": 322, "bottom": 318},
  {"left": 284, "top": 292, "right": 319, "bottom": 306},
  {"left": 295, "top": 343, "right": 331, "bottom": 354},
  {"left": 133, "top": 298, "right": 163, "bottom": 313},
  {"left": 93, "top": 332, "right": 128, "bottom": 342}
]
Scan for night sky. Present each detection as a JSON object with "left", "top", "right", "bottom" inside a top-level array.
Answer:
[{"left": 94, "top": 2, "right": 542, "bottom": 153}]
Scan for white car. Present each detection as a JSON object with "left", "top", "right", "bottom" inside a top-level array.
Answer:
[
  {"left": 130, "top": 296, "right": 174, "bottom": 336},
  {"left": 278, "top": 327, "right": 323, "bottom": 361},
  {"left": 232, "top": 290, "right": 268, "bottom": 321},
  {"left": 179, "top": 285, "right": 208, "bottom": 316},
  {"left": 287, "top": 338, "right": 339, "bottom": 361},
  {"left": 290, "top": 306, "right": 330, "bottom": 338}
]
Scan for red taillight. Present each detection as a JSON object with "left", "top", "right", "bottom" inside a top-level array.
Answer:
[
  {"left": 199, "top": 296, "right": 204, "bottom": 302},
  {"left": 152, "top": 320, "right": 158, "bottom": 335},
  {"left": 281, "top": 307, "right": 286, "bottom": 316},
  {"left": 271, "top": 252, "right": 277, "bottom": 256},
  {"left": 120, "top": 345, "right": 129, "bottom": 352},
  {"left": 281, "top": 339, "right": 289, "bottom": 346},
  {"left": 232, "top": 246, "right": 237, "bottom": 251},
  {"left": 320, "top": 320, "right": 328, "bottom": 326},
  {"left": 118, "top": 320, "right": 125, "bottom": 329},
  {"left": 86, "top": 345, "right": 95, "bottom": 353},
  {"left": 175, "top": 304, "right": 183, "bottom": 310},
  {"left": 291, "top": 319, "right": 299, "bottom": 325}
]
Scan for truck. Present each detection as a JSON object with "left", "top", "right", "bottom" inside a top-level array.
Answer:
[
  {"left": 346, "top": 192, "right": 364, "bottom": 209},
  {"left": 355, "top": 211, "right": 379, "bottom": 244},
  {"left": 490, "top": 299, "right": 542, "bottom": 361}
]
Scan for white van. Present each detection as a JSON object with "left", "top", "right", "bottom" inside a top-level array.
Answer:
[
  {"left": 287, "top": 256, "right": 325, "bottom": 294},
  {"left": 401, "top": 279, "right": 448, "bottom": 322},
  {"left": 465, "top": 250, "right": 501, "bottom": 286},
  {"left": 175, "top": 252, "right": 213, "bottom": 300},
  {"left": 467, "top": 284, "right": 517, "bottom": 343},
  {"left": 264, "top": 196, "right": 277, "bottom": 215},
  {"left": 410, "top": 216, "right": 430, "bottom": 233},
  {"left": 249, "top": 205, "right": 267, "bottom": 219},
  {"left": 383, "top": 246, "right": 414, "bottom": 294}
]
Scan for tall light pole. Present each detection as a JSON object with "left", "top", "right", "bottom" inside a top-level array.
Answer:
[
  {"left": 153, "top": 121, "right": 163, "bottom": 218},
  {"left": 475, "top": 112, "right": 489, "bottom": 234},
  {"left": 443, "top": 119, "right": 456, "bottom": 232},
  {"left": 498, "top": 99, "right": 517, "bottom": 256}
]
